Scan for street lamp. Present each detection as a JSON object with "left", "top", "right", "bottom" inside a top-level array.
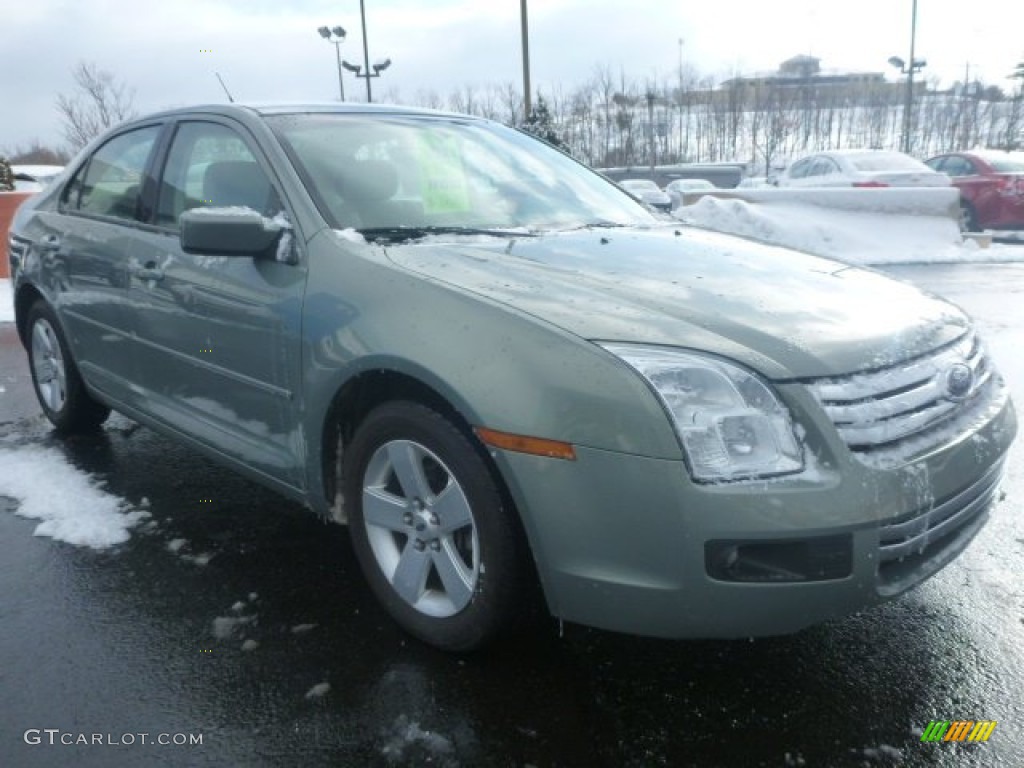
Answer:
[
  {"left": 343, "top": 0, "right": 391, "bottom": 103},
  {"left": 888, "top": 0, "right": 925, "bottom": 154},
  {"left": 340, "top": 58, "right": 392, "bottom": 103},
  {"left": 317, "top": 25, "right": 347, "bottom": 101}
]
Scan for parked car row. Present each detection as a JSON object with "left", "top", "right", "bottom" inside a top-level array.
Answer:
[
  {"left": 771, "top": 148, "right": 1024, "bottom": 232},
  {"left": 617, "top": 177, "right": 719, "bottom": 212}
]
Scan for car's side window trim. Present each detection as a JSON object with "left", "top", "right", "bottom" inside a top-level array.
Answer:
[
  {"left": 151, "top": 117, "right": 293, "bottom": 235},
  {"left": 58, "top": 121, "right": 169, "bottom": 226}
]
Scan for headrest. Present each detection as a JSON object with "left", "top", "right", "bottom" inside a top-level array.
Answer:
[
  {"left": 203, "top": 161, "right": 274, "bottom": 212},
  {"left": 342, "top": 160, "right": 399, "bottom": 202}
]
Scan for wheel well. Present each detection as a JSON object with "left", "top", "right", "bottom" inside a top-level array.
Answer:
[
  {"left": 321, "top": 369, "right": 544, "bottom": 598},
  {"left": 14, "top": 284, "right": 44, "bottom": 345},
  {"left": 323, "top": 370, "right": 479, "bottom": 514}
]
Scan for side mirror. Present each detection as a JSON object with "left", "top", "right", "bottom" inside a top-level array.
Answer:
[{"left": 179, "top": 208, "right": 285, "bottom": 257}]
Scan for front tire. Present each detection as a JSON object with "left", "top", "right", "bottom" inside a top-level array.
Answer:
[
  {"left": 26, "top": 300, "right": 110, "bottom": 433},
  {"left": 343, "top": 401, "right": 524, "bottom": 651},
  {"left": 959, "top": 200, "right": 980, "bottom": 233}
]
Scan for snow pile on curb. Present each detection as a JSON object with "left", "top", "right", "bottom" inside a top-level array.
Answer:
[
  {"left": 677, "top": 196, "right": 1024, "bottom": 266},
  {"left": 0, "top": 444, "right": 149, "bottom": 548}
]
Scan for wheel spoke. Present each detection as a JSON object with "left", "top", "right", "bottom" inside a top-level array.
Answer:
[
  {"left": 391, "top": 541, "right": 432, "bottom": 605},
  {"left": 387, "top": 441, "right": 432, "bottom": 500},
  {"left": 32, "top": 321, "right": 53, "bottom": 357},
  {"left": 432, "top": 484, "right": 473, "bottom": 533},
  {"left": 32, "top": 357, "right": 53, "bottom": 383},
  {"left": 433, "top": 539, "right": 474, "bottom": 610},
  {"left": 362, "top": 487, "right": 410, "bottom": 532}
]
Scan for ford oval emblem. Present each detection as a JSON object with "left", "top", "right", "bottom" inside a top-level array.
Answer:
[{"left": 945, "top": 363, "right": 974, "bottom": 401}]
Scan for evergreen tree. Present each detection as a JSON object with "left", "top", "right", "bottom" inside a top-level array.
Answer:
[
  {"left": 0, "top": 157, "right": 14, "bottom": 192},
  {"left": 522, "top": 95, "right": 569, "bottom": 153}
]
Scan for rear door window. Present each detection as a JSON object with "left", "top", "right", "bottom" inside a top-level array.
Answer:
[{"left": 64, "top": 126, "right": 161, "bottom": 221}]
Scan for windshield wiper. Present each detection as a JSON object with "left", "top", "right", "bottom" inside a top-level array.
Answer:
[{"left": 359, "top": 226, "right": 537, "bottom": 243}]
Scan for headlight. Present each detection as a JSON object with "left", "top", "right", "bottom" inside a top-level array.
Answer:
[{"left": 600, "top": 344, "right": 804, "bottom": 482}]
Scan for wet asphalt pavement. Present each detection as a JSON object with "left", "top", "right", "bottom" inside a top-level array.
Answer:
[{"left": 1, "top": 263, "right": 1023, "bottom": 768}]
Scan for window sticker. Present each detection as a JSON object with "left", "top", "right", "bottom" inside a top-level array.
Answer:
[{"left": 417, "top": 133, "right": 470, "bottom": 214}]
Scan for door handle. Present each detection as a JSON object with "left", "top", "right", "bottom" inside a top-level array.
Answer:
[{"left": 39, "top": 234, "right": 61, "bottom": 252}]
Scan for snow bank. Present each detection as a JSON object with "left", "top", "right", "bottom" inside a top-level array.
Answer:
[
  {"left": 0, "top": 444, "right": 149, "bottom": 548},
  {"left": 678, "top": 195, "right": 1024, "bottom": 265},
  {"left": 0, "top": 278, "right": 12, "bottom": 323}
]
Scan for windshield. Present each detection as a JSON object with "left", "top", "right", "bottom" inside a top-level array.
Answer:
[
  {"left": 984, "top": 154, "right": 1024, "bottom": 173},
  {"left": 266, "top": 113, "right": 656, "bottom": 236},
  {"left": 847, "top": 152, "right": 930, "bottom": 173},
  {"left": 621, "top": 180, "right": 660, "bottom": 193}
]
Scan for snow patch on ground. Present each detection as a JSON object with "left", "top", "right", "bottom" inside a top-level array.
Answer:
[
  {"left": 0, "top": 444, "right": 148, "bottom": 549},
  {"left": 678, "top": 197, "right": 1024, "bottom": 266},
  {"left": 211, "top": 614, "right": 254, "bottom": 640},
  {"left": 304, "top": 682, "right": 330, "bottom": 699},
  {"left": 380, "top": 715, "right": 453, "bottom": 763},
  {"left": 0, "top": 278, "right": 13, "bottom": 323}
]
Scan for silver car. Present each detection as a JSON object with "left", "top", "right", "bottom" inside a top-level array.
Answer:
[
  {"left": 778, "top": 149, "right": 951, "bottom": 189},
  {"left": 8, "top": 104, "right": 1016, "bottom": 650}
]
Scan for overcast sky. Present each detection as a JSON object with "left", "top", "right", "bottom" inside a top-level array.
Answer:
[{"left": 4, "top": 0, "right": 1023, "bottom": 153}]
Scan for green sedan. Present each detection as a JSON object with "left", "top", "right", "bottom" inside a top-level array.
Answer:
[{"left": 8, "top": 104, "right": 1017, "bottom": 650}]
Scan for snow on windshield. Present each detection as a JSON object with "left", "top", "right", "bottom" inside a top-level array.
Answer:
[
  {"left": 847, "top": 152, "right": 930, "bottom": 172},
  {"left": 267, "top": 114, "right": 655, "bottom": 234}
]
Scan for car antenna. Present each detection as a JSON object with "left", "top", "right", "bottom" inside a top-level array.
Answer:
[{"left": 215, "top": 72, "right": 235, "bottom": 103}]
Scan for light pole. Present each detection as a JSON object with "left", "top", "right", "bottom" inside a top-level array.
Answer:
[
  {"left": 888, "top": 0, "right": 925, "bottom": 154},
  {"left": 317, "top": 25, "right": 347, "bottom": 101},
  {"left": 344, "top": 0, "right": 391, "bottom": 102},
  {"left": 521, "top": 0, "right": 532, "bottom": 123}
]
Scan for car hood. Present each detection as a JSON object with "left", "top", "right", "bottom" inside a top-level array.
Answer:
[{"left": 382, "top": 226, "right": 968, "bottom": 379}]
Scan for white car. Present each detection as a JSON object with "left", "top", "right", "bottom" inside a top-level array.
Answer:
[
  {"left": 664, "top": 178, "right": 716, "bottom": 208},
  {"left": 12, "top": 164, "right": 65, "bottom": 193},
  {"left": 777, "top": 150, "right": 950, "bottom": 189},
  {"left": 619, "top": 179, "right": 673, "bottom": 212}
]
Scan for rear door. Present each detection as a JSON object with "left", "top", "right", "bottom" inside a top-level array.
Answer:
[
  {"left": 42, "top": 123, "right": 164, "bottom": 403},
  {"left": 125, "top": 118, "right": 308, "bottom": 489}
]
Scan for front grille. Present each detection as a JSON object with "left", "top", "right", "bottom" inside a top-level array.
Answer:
[
  {"left": 875, "top": 459, "right": 1005, "bottom": 594},
  {"left": 806, "top": 331, "right": 1008, "bottom": 467}
]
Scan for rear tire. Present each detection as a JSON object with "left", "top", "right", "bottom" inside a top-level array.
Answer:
[
  {"left": 26, "top": 300, "right": 110, "bottom": 433},
  {"left": 342, "top": 401, "right": 525, "bottom": 651}
]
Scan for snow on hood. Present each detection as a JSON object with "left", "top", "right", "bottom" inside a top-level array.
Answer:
[{"left": 383, "top": 226, "right": 969, "bottom": 379}]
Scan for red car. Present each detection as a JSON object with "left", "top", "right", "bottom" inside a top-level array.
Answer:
[{"left": 925, "top": 150, "right": 1024, "bottom": 231}]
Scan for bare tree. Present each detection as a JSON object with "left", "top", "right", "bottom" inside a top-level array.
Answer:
[{"left": 55, "top": 61, "right": 138, "bottom": 152}]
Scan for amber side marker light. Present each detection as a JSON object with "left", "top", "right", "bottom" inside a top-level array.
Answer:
[{"left": 475, "top": 427, "right": 576, "bottom": 460}]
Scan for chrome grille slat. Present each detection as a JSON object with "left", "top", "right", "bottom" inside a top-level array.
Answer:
[
  {"left": 812, "top": 334, "right": 979, "bottom": 403},
  {"left": 806, "top": 331, "right": 1007, "bottom": 465},
  {"left": 836, "top": 399, "right": 958, "bottom": 446},
  {"left": 824, "top": 377, "right": 947, "bottom": 425}
]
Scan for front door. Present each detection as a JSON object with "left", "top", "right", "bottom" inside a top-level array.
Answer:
[{"left": 127, "top": 119, "right": 307, "bottom": 490}]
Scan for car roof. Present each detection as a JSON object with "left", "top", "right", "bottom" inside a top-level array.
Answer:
[{"left": 122, "top": 101, "right": 473, "bottom": 125}]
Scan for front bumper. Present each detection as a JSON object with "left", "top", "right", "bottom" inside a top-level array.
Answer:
[{"left": 495, "top": 394, "right": 1016, "bottom": 639}]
